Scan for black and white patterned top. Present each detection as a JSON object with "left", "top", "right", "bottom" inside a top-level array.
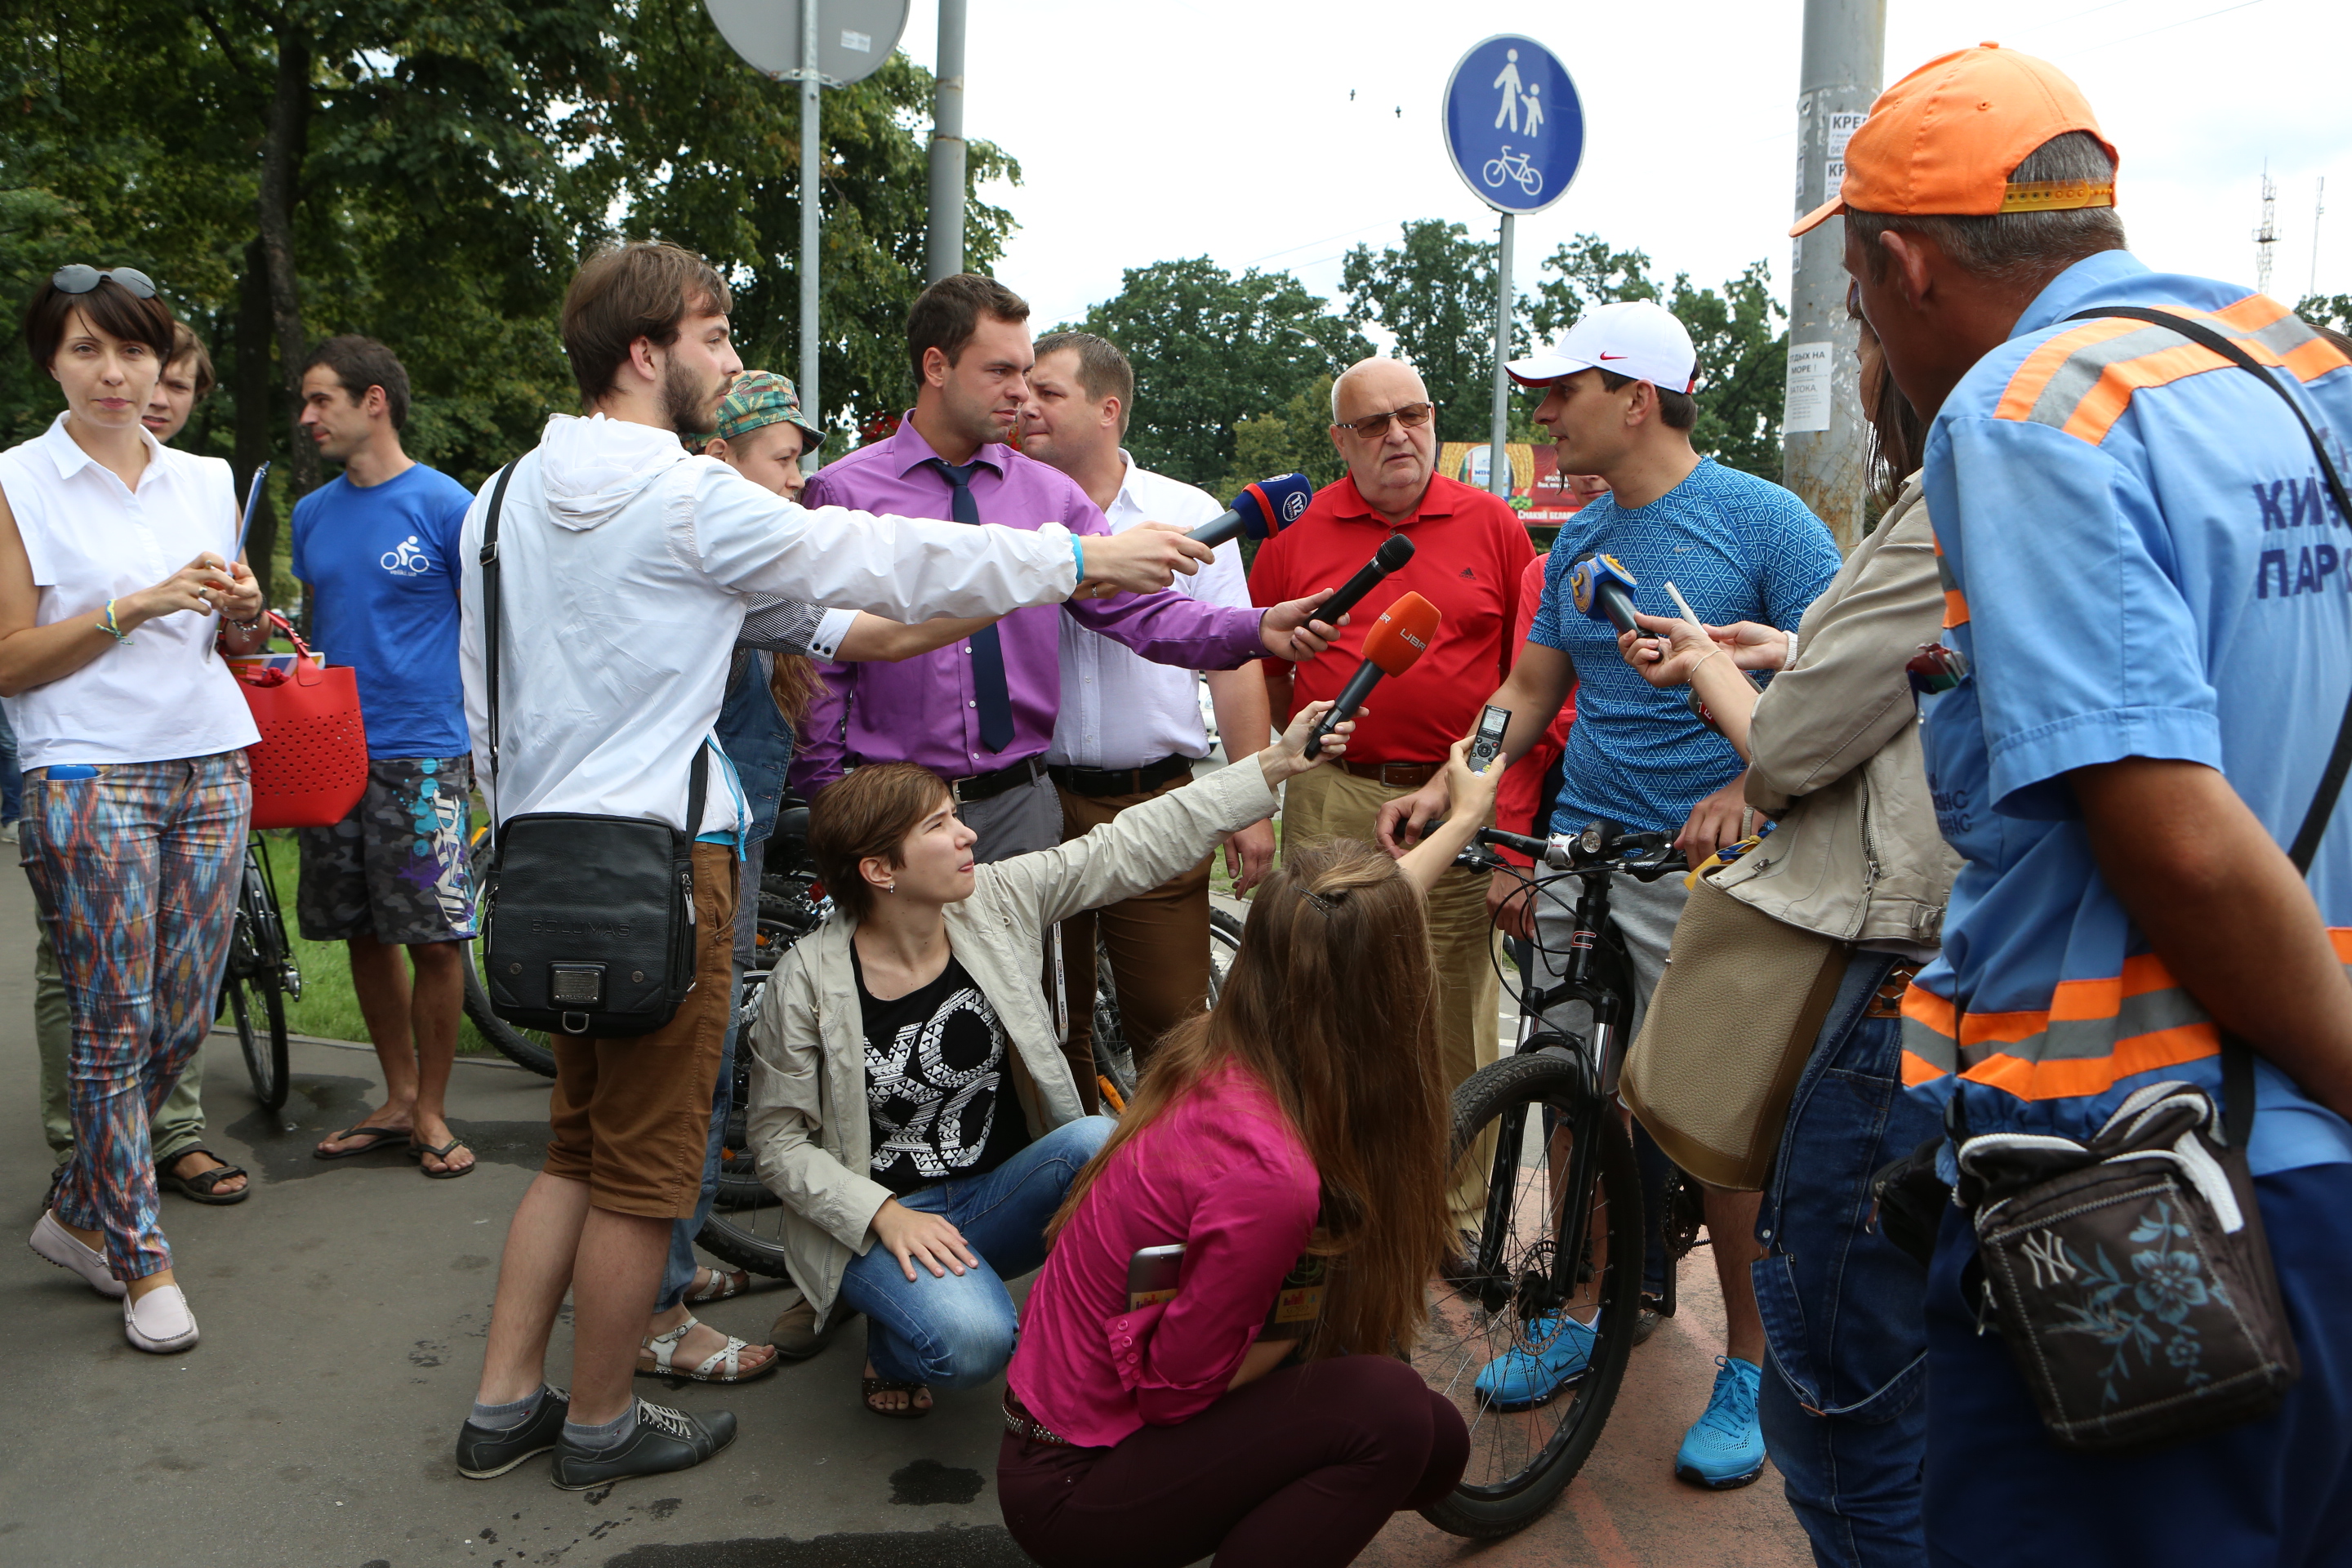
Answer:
[{"left": 855, "top": 949, "right": 1031, "bottom": 1195}]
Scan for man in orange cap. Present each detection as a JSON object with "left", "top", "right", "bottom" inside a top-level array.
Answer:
[{"left": 1806, "top": 42, "right": 2352, "bottom": 1562}]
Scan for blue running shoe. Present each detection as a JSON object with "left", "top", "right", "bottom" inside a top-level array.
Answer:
[
  {"left": 1674, "top": 1356, "right": 1766, "bottom": 1489},
  {"left": 1473, "top": 1314, "right": 1597, "bottom": 1411}
]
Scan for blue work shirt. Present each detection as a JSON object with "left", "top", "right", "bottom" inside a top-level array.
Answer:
[
  {"left": 1902, "top": 250, "right": 2352, "bottom": 1175},
  {"left": 1526, "top": 458, "right": 1840, "bottom": 836}
]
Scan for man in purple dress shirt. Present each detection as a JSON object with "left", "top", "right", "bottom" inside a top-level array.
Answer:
[{"left": 792, "top": 274, "right": 1339, "bottom": 862}]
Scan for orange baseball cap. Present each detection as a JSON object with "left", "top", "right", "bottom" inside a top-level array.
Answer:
[{"left": 1789, "top": 43, "right": 2118, "bottom": 237}]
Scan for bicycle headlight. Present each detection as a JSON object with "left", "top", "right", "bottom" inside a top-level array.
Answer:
[{"left": 1579, "top": 822, "right": 1606, "bottom": 857}]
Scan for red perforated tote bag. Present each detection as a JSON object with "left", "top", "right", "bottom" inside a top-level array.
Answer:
[{"left": 232, "top": 612, "right": 369, "bottom": 829}]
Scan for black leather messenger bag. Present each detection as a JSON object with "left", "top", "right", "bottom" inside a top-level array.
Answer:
[{"left": 474, "top": 461, "right": 704, "bottom": 1038}]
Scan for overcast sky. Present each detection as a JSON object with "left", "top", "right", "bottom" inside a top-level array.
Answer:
[{"left": 853, "top": 0, "right": 2348, "bottom": 339}]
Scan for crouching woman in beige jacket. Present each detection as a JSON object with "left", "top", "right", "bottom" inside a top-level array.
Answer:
[{"left": 746, "top": 702, "right": 1354, "bottom": 1420}]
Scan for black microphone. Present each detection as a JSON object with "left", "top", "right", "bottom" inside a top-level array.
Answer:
[
  {"left": 1304, "top": 535, "right": 1415, "bottom": 630},
  {"left": 1187, "top": 473, "right": 1316, "bottom": 547},
  {"left": 1303, "top": 593, "right": 1442, "bottom": 760}
]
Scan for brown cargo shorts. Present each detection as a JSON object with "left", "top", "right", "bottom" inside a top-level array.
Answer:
[{"left": 543, "top": 842, "right": 737, "bottom": 1218}]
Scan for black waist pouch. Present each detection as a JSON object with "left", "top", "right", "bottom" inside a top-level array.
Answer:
[
  {"left": 1954, "top": 1059, "right": 2299, "bottom": 1454},
  {"left": 474, "top": 459, "right": 709, "bottom": 1039}
]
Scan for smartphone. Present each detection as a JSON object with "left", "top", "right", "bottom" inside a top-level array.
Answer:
[
  {"left": 1128, "top": 1244, "right": 1186, "bottom": 1309},
  {"left": 1467, "top": 704, "right": 1511, "bottom": 775}
]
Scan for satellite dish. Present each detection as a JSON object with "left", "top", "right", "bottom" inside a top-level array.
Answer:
[{"left": 705, "top": 0, "right": 909, "bottom": 85}]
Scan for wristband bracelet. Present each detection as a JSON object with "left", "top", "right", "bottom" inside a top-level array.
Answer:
[
  {"left": 1071, "top": 535, "right": 1086, "bottom": 597},
  {"left": 98, "top": 599, "right": 130, "bottom": 645}
]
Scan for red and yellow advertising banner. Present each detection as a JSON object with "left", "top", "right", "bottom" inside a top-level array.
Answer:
[{"left": 1437, "top": 441, "right": 1596, "bottom": 525}]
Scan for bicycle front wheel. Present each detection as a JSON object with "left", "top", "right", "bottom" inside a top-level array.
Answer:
[
  {"left": 221, "top": 969, "right": 290, "bottom": 1112},
  {"left": 1412, "top": 1049, "right": 1644, "bottom": 1538},
  {"left": 462, "top": 939, "right": 557, "bottom": 1077}
]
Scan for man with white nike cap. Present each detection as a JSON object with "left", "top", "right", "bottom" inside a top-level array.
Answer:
[{"left": 1379, "top": 297, "right": 1840, "bottom": 1490}]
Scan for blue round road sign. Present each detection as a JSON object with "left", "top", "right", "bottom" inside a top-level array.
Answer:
[{"left": 1442, "top": 35, "right": 1583, "bottom": 216}]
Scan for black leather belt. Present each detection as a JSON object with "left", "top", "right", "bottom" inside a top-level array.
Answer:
[
  {"left": 1048, "top": 752, "right": 1195, "bottom": 799},
  {"left": 944, "top": 755, "right": 1048, "bottom": 806}
]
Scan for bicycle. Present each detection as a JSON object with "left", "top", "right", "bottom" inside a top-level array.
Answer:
[
  {"left": 1407, "top": 818, "right": 1694, "bottom": 1539},
  {"left": 216, "top": 835, "right": 301, "bottom": 1111},
  {"left": 1481, "top": 145, "right": 1544, "bottom": 198}
]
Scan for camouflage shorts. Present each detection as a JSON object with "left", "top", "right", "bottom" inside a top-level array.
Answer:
[{"left": 296, "top": 756, "right": 478, "bottom": 945}]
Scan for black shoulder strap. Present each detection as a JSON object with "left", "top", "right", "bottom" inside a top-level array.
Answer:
[
  {"left": 2065, "top": 305, "right": 2352, "bottom": 1144},
  {"left": 478, "top": 461, "right": 519, "bottom": 803}
]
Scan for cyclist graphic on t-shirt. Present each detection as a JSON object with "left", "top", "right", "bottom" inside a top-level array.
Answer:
[{"left": 380, "top": 534, "right": 434, "bottom": 576}]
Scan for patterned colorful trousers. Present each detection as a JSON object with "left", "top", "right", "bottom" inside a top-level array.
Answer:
[{"left": 22, "top": 752, "right": 249, "bottom": 1281}]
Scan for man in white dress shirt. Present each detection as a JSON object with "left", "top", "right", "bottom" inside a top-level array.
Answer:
[{"left": 1019, "top": 332, "right": 1276, "bottom": 1096}]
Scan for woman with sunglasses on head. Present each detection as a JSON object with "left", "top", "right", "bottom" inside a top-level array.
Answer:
[
  {"left": 996, "top": 742, "right": 1499, "bottom": 1568},
  {"left": 0, "top": 266, "right": 268, "bottom": 1353},
  {"left": 1610, "top": 293, "right": 1956, "bottom": 1567}
]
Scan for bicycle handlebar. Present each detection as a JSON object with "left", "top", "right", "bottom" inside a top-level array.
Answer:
[{"left": 1454, "top": 822, "right": 1687, "bottom": 881}]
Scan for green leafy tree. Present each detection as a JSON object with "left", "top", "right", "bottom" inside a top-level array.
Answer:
[
  {"left": 1222, "top": 374, "right": 1345, "bottom": 497},
  {"left": 1339, "top": 219, "right": 1530, "bottom": 443},
  {"left": 1532, "top": 234, "right": 1789, "bottom": 479},
  {"left": 1065, "top": 259, "right": 1368, "bottom": 491},
  {"left": 2299, "top": 294, "right": 2352, "bottom": 336}
]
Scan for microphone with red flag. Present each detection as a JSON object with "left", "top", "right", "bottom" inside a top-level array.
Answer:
[{"left": 1303, "top": 591, "right": 1442, "bottom": 761}]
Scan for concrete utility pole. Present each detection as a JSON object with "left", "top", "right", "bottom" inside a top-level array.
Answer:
[
  {"left": 1782, "top": 0, "right": 1884, "bottom": 550},
  {"left": 799, "top": 0, "right": 822, "bottom": 460},
  {"left": 926, "top": 0, "right": 968, "bottom": 283},
  {"left": 1488, "top": 214, "right": 1515, "bottom": 499}
]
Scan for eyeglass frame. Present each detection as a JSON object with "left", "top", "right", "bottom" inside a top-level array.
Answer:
[
  {"left": 1332, "top": 400, "right": 1436, "bottom": 441},
  {"left": 51, "top": 265, "right": 158, "bottom": 301}
]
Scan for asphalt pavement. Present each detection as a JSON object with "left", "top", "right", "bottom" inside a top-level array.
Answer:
[{"left": 1, "top": 866, "right": 1811, "bottom": 1567}]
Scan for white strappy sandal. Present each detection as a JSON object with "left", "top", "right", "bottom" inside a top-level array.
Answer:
[{"left": 635, "top": 1315, "right": 777, "bottom": 1384}]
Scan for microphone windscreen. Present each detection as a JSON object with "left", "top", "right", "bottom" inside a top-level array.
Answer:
[
  {"left": 1235, "top": 472, "right": 1315, "bottom": 538},
  {"left": 1361, "top": 592, "right": 1442, "bottom": 678},
  {"left": 1372, "top": 534, "right": 1415, "bottom": 572}
]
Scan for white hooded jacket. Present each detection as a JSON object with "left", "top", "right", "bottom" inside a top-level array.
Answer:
[{"left": 459, "top": 413, "right": 1082, "bottom": 833}]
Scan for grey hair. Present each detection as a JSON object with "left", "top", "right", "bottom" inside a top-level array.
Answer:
[{"left": 1847, "top": 131, "right": 2126, "bottom": 290}]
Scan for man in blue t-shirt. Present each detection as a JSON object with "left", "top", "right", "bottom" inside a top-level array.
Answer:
[
  {"left": 289, "top": 336, "right": 479, "bottom": 1179},
  {"left": 1379, "top": 300, "right": 1841, "bottom": 1490}
]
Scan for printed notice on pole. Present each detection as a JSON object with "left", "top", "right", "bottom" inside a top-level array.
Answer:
[
  {"left": 1784, "top": 341, "right": 1833, "bottom": 434},
  {"left": 1824, "top": 110, "right": 1867, "bottom": 191}
]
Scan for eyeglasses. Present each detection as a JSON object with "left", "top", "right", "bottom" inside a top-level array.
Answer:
[
  {"left": 1335, "top": 401, "right": 1434, "bottom": 440},
  {"left": 1846, "top": 278, "right": 1864, "bottom": 322},
  {"left": 51, "top": 265, "right": 157, "bottom": 301}
]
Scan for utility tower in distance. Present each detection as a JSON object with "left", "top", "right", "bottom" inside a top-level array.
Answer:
[
  {"left": 2314, "top": 177, "right": 2327, "bottom": 301},
  {"left": 2256, "top": 163, "right": 2278, "bottom": 296}
]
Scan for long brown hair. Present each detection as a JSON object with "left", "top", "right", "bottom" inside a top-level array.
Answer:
[
  {"left": 1050, "top": 840, "right": 1453, "bottom": 1360},
  {"left": 768, "top": 652, "right": 822, "bottom": 730}
]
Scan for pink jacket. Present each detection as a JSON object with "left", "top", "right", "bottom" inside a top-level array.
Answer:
[{"left": 1007, "top": 1062, "right": 1320, "bottom": 1448}]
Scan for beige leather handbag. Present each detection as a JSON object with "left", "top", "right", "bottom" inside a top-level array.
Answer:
[{"left": 1619, "top": 875, "right": 1847, "bottom": 1191}]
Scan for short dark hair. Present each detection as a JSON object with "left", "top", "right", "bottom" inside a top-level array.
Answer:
[
  {"left": 807, "top": 763, "right": 955, "bottom": 923},
  {"left": 562, "top": 242, "right": 733, "bottom": 406},
  {"left": 23, "top": 271, "right": 175, "bottom": 376},
  {"left": 303, "top": 334, "right": 411, "bottom": 430},
  {"left": 1847, "top": 131, "right": 2126, "bottom": 291},
  {"left": 906, "top": 273, "right": 1029, "bottom": 387},
  {"left": 167, "top": 323, "right": 216, "bottom": 399},
  {"left": 1597, "top": 369, "right": 1697, "bottom": 431},
  {"left": 1033, "top": 330, "right": 1135, "bottom": 433}
]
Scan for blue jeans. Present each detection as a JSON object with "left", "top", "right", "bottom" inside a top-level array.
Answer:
[
  {"left": 1753, "top": 951, "right": 1940, "bottom": 1568},
  {"left": 0, "top": 699, "right": 21, "bottom": 823},
  {"left": 660, "top": 956, "right": 743, "bottom": 1312},
  {"left": 841, "top": 1114, "right": 1116, "bottom": 1388}
]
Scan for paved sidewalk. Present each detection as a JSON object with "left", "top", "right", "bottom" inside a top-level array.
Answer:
[{"left": 3, "top": 868, "right": 1811, "bottom": 1567}]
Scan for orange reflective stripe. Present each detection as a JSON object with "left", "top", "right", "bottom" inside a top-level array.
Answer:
[
  {"left": 1993, "top": 318, "right": 2143, "bottom": 424},
  {"left": 2059, "top": 340, "right": 2238, "bottom": 445},
  {"left": 1943, "top": 588, "right": 1970, "bottom": 629},
  {"left": 2286, "top": 334, "right": 2352, "bottom": 383},
  {"left": 2208, "top": 293, "right": 2292, "bottom": 332},
  {"left": 1958, "top": 1020, "right": 2222, "bottom": 1102}
]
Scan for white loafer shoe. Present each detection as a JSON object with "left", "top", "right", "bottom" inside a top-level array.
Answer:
[
  {"left": 28, "top": 1210, "right": 125, "bottom": 1299},
  {"left": 123, "top": 1284, "right": 199, "bottom": 1354}
]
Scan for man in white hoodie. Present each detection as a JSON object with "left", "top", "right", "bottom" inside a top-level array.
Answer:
[{"left": 451, "top": 243, "right": 1301, "bottom": 1490}]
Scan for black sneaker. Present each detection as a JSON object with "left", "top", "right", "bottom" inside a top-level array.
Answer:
[
  {"left": 456, "top": 1387, "right": 570, "bottom": 1479},
  {"left": 549, "top": 1401, "right": 736, "bottom": 1492}
]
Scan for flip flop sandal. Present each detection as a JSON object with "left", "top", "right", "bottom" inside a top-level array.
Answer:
[
  {"left": 313, "top": 1125, "right": 410, "bottom": 1160},
  {"left": 408, "top": 1137, "right": 477, "bottom": 1179},
  {"left": 636, "top": 1316, "right": 778, "bottom": 1385},
  {"left": 861, "top": 1377, "right": 933, "bottom": 1419},
  {"left": 157, "top": 1149, "right": 251, "bottom": 1205},
  {"left": 684, "top": 1267, "right": 751, "bottom": 1304}
]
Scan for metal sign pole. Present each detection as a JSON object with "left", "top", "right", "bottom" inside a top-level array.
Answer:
[
  {"left": 1488, "top": 212, "right": 1515, "bottom": 499},
  {"left": 798, "top": 0, "right": 822, "bottom": 461},
  {"left": 926, "top": 0, "right": 968, "bottom": 283}
]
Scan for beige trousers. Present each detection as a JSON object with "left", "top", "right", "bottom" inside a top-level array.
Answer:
[{"left": 1281, "top": 765, "right": 1502, "bottom": 1232}]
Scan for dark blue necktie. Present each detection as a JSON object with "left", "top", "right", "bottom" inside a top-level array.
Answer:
[{"left": 929, "top": 458, "right": 1014, "bottom": 754}]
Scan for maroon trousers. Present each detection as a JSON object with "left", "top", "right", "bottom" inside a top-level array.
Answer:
[{"left": 999, "top": 1356, "right": 1468, "bottom": 1568}]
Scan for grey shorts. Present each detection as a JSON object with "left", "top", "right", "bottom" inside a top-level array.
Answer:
[{"left": 296, "top": 756, "right": 478, "bottom": 946}]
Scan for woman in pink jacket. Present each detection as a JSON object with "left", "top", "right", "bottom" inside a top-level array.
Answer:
[{"left": 999, "top": 745, "right": 1499, "bottom": 1567}]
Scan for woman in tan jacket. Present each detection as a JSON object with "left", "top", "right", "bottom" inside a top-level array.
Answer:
[
  {"left": 745, "top": 701, "right": 1361, "bottom": 1419},
  {"left": 1618, "top": 301, "right": 1954, "bottom": 1568}
]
